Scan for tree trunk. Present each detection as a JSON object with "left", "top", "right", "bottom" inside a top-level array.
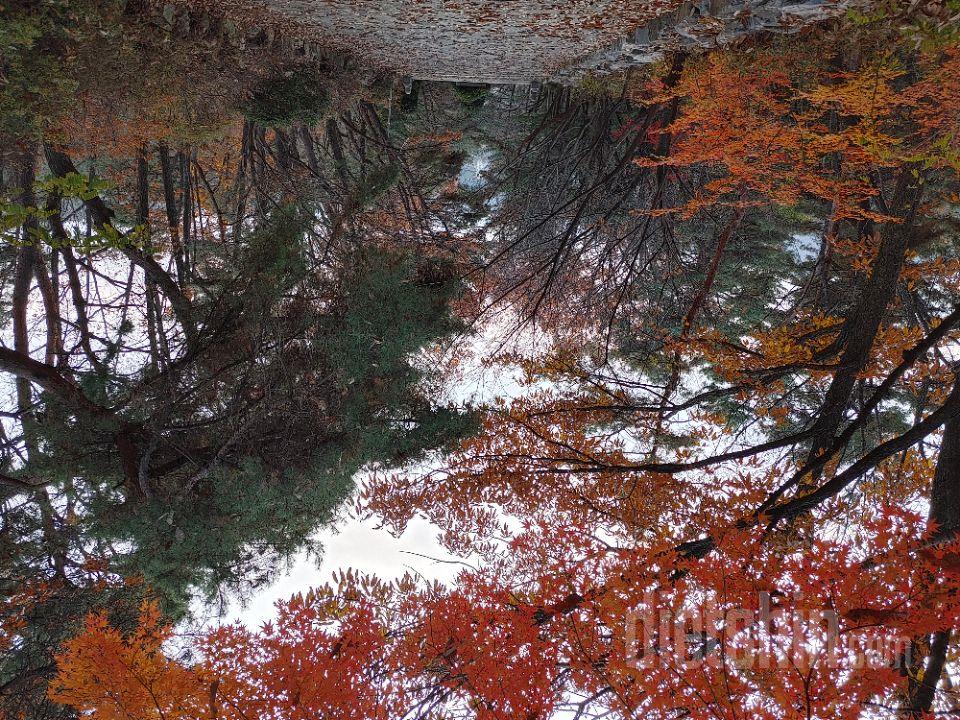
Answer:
[
  {"left": 805, "top": 166, "right": 925, "bottom": 466},
  {"left": 326, "top": 117, "right": 350, "bottom": 185},
  {"left": 33, "top": 251, "right": 61, "bottom": 367},
  {"left": 159, "top": 142, "right": 187, "bottom": 284},
  {"left": 44, "top": 144, "right": 198, "bottom": 350},
  {"left": 299, "top": 124, "right": 320, "bottom": 174},
  {"left": 12, "top": 152, "right": 38, "bottom": 457},
  {"left": 179, "top": 148, "right": 193, "bottom": 278},
  {"left": 901, "top": 412, "right": 960, "bottom": 715}
]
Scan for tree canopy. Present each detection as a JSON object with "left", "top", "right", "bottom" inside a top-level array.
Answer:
[{"left": 3, "top": 0, "right": 960, "bottom": 718}]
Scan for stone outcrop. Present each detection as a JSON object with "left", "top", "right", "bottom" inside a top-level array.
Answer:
[
  {"left": 193, "top": 0, "right": 861, "bottom": 85},
  {"left": 556, "top": 0, "right": 859, "bottom": 82}
]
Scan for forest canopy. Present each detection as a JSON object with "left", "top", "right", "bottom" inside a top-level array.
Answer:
[{"left": 2, "top": 0, "right": 960, "bottom": 718}]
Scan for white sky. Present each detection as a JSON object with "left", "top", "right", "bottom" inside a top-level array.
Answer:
[
  {"left": 221, "top": 513, "right": 462, "bottom": 627},
  {"left": 220, "top": 315, "right": 537, "bottom": 627}
]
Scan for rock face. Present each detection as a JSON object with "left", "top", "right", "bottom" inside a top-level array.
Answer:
[
  {"left": 557, "top": 0, "right": 856, "bottom": 82},
  {"left": 247, "top": 0, "right": 669, "bottom": 84},
  {"left": 237, "top": 0, "right": 855, "bottom": 84}
]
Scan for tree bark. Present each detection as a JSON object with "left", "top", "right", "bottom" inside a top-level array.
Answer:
[
  {"left": 13, "top": 246, "right": 37, "bottom": 426},
  {"left": 0, "top": 348, "right": 113, "bottom": 420},
  {"left": 901, "top": 412, "right": 960, "bottom": 716},
  {"left": 179, "top": 148, "right": 193, "bottom": 277},
  {"left": 299, "top": 124, "right": 320, "bottom": 174},
  {"left": 326, "top": 117, "right": 350, "bottom": 185},
  {"left": 805, "top": 166, "right": 925, "bottom": 466},
  {"left": 33, "top": 251, "right": 61, "bottom": 367},
  {"left": 12, "top": 152, "right": 39, "bottom": 457},
  {"left": 158, "top": 142, "right": 187, "bottom": 284}
]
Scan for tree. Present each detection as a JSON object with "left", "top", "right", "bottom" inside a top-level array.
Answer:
[
  {"left": 0, "top": 160, "right": 472, "bottom": 714},
  {"left": 0, "top": 3, "right": 479, "bottom": 715},
  {"left": 13, "top": 2, "right": 960, "bottom": 719}
]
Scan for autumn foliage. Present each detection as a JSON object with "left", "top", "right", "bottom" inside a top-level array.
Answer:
[{"left": 22, "top": 6, "right": 960, "bottom": 720}]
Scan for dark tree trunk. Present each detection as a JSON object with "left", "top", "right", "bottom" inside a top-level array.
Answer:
[
  {"left": 12, "top": 153, "right": 38, "bottom": 456},
  {"left": 326, "top": 117, "right": 350, "bottom": 185},
  {"left": 805, "top": 167, "right": 925, "bottom": 466},
  {"left": 179, "top": 148, "right": 193, "bottom": 277},
  {"left": 901, "top": 414, "right": 960, "bottom": 715},
  {"left": 33, "top": 251, "right": 61, "bottom": 367},
  {"left": 273, "top": 127, "right": 292, "bottom": 169},
  {"left": 159, "top": 142, "right": 187, "bottom": 284},
  {"left": 299, "top": 124, "right": 320, "bottom": 174}
]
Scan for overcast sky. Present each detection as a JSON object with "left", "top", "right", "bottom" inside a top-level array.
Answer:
[
  {"left": 221, "top": 318, "right": 537, "bottom": 628},
  {"left": 222, "top": 513, "right": 463, "bottom": 627}
]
